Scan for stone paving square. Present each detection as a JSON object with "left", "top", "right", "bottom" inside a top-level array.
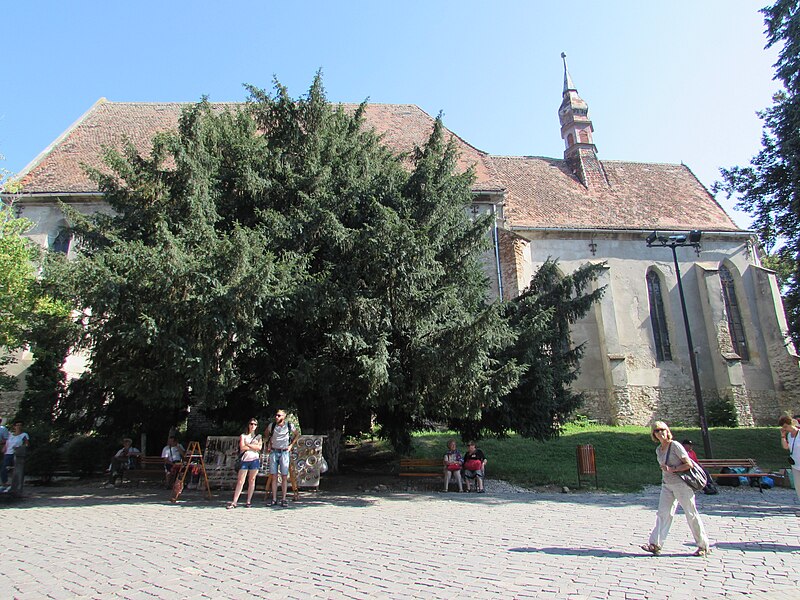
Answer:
[{"left": 1, "top": 483, "right": 799, "bottom": 599}]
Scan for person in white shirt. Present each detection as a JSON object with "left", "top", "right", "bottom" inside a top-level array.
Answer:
[
  {"left": 105, "top": 438, "right": 141, "bottom": 486},
  {"left": 227, "top": 418, "right": 262, "bottom": 509},
  {"left": 1, "top": 421, "right": 29, "bottom": 491},
  {"left": 266, "top": 409, "right": 299, "bottom": 507},
  {"left": 0, "top": 418, "right": 9, "bottom": 451},
  {"left": 162, "top": 436, "right": 186, "bottom": 488}
]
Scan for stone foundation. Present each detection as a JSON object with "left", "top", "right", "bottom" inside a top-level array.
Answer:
[{"left": 578, "top": 385, "right": 795, "bottom": 427}]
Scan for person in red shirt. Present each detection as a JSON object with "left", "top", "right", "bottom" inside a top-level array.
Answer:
[{"left": 681, "top": 439, "right": 698, "bottom": 462}]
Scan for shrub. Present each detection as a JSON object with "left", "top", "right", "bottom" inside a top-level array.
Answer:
[
  {"left": 706, "top": 396, "right": 738, "bottom": 427},
  {"left": 65, "top": 436, "right": 111, "bottom": 476},
  {"left": 25, "top": 446, "right": 58, "bottom": 483}
]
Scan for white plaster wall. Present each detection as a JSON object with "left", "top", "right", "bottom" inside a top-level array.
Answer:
[{"left": 510, "top": 230, "right": 799, "bottom": 425}]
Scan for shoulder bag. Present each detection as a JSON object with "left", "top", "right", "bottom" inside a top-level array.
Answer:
[{"left": 666, "top": 442, "right": 707, "bottom": 492}]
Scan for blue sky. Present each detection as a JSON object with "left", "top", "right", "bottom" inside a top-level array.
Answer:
[{"left": 2, "top": 1, "right": 780, "bottom": 228}]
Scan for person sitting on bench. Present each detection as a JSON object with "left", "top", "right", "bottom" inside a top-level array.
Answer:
[
  {"left": 105, "top": 438, "right": 140, "bottom": 486},
  {"left": 162, "top": 436, "right": 185, "bottom": 488}
]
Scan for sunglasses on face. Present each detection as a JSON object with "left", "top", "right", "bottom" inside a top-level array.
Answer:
[
  {"left": 654, "top": 428, "right": 667, "bottom": 433},
  {"left": 249, "top": 422, "right": 258, "bottom": 426}
]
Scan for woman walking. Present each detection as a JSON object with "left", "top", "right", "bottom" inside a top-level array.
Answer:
[
  {"left": 641, "top": 421, "right": 710, "bottom": 557},
  {"left": 779, "top": 415, "right": 800, "bottom": 502},
  {"left": 227, "top": 418, "right": 262, "bottom": 509}
]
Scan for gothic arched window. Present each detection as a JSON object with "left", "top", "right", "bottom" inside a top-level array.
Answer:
[
  {"left": 646, "top": 270, "right": 672, "bottom": 362},
  {"left": 719, "top": 265, "right": 749, "bottom": 360},
  {"left": 51, "top": 228, "right": 72, "bottom": 255}
]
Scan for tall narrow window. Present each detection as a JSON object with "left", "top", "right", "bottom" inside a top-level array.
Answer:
[
  {"left": 647, "top": 270, "right": 672, "bottom": 362},
  {"left": 51, "top": 228, "right": 72, "bottom": 255},
  {"left": 719, "top": 265, "right": 749, "bottom": 360}
]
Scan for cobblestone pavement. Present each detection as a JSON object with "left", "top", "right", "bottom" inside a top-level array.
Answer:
[{"left": 2, "top": 481, "right": 799, "bottom": 599}]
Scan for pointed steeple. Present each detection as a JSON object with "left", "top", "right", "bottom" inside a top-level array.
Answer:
[
  {"left": 557, "top": 53, "right": 607, "bottom": 189},
  {"left": 562, "top": 52, "right": 576, "bottom": 93}
]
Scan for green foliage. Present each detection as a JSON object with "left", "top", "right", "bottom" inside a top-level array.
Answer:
[
  {"left": 56, "top": 73, "right": 603, "bottom": 467},
  {"left": 706, "top": 395, "right": 739, "bottom": 427},
  {"left": 64, "top": 436, "right": 110, "bottom": 476},
  {"left": 715, "top": 0, "right": 800, "bottom": 345},
  {"left": 0, "top": 202, "right": 39, "bottom": 390},
  {"left": 25, "top": 446, "right": 58, "bottom": 483},
  {"left": 454, "top": 259, "right": 605, "bottom": 442}
]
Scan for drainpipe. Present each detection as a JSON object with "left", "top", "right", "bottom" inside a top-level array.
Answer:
[{"left": 492, "top": 204, "right": 504, "bottom": 300}]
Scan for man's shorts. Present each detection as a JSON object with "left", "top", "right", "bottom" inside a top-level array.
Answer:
[
  {"left": 240, "top": 459, "right": 260, "bottom": 471},
  {"left": 268, "top": 449, "right": 290, "bottom": 475},
  {"left": 463, "top": 469, "right": 484, "bottom": 480}
]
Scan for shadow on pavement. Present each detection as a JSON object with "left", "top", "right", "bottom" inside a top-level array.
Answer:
[
  {"left": 713, "top": 541, "right": 800, "bottom": 553},
  {"left": 508, "top": 546, "right": 648, "bottom": 558}
]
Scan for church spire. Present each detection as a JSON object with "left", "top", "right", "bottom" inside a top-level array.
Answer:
[
  {"left": 557, "top": 53, "right": 607, "bottom": 189},
  {"left": 562, "top": 52, "right": 575, "bottom": 93}
]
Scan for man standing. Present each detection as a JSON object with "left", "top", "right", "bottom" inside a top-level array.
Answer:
[{"left": 266, "top": 410, "right": 299, "bottom": 507}]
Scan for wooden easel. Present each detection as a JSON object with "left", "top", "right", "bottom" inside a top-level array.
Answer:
[
  {"left": 171, "top": 441, "right": 212, "bottom": 502},
  {"left": 264, "top": 462, "right": 300, "bottom": 501}
]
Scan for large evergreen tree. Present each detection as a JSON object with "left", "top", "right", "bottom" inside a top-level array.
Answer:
[
  {"left": 716, "top": 0, "right": 800, "bottom": 343},
  {"left": 59, "top": 76, "right": 520, "bottom": 465},
  {"left": 50, "top": 75, "right": 605, "bottom": 467}
]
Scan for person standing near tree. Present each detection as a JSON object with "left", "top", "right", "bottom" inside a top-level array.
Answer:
[
  {"left": 1, "top": 421, "right": 29, "bottom": 492},
  {"left": 779, "top": 415, "right": 800, "bottom": 502},
  {"left": 227, "top": 418, "right": 262, "bottom": 509},
  {"left": 266, "top": 409, "right": 299, "bottom": 507}
]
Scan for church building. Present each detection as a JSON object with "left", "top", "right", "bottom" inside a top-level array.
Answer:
[{"left": 5, "top": 59, "right": 798, "bottom": 425}]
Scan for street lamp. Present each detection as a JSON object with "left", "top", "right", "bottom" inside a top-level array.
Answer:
[{"left": 646, "top": 230, "right": 713, "bottom": 458}]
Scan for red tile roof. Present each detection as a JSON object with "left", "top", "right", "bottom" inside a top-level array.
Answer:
[
  {"left": 16, "top": 99, "right": 503, "bottom": 195},
  {"left": 15, "top": 99, "right": 740, "bottom": 232},
  {"left": 488, "top": 155, "right": 740, "bottom": 232}
]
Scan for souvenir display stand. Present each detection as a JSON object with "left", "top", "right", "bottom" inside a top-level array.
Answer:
[{"left": 170, "top": 441, "right": 212, "bottom": 502}]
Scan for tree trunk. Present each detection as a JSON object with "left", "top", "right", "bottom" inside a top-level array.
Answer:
[{"left": 323, "top": 427, "right": 342, "bottom": 475}]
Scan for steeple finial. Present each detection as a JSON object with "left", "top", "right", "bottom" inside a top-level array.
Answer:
[{"left": 561, "top": 52, "right": 575, "bottom": 93}]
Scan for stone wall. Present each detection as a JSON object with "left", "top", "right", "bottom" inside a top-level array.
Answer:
[{"left": 577, "top": 383, "right": 796, "bottom": 427}]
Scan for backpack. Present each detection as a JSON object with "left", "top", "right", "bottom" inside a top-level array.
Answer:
[{"left": 268, "top": 421, "right": 295, "bottom": 440}]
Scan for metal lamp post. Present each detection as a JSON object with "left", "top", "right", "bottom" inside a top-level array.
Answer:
[{"left": 646, "top": 230, "right": 713, "bottom": 459}]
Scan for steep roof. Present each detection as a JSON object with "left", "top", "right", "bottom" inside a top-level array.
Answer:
[
  {"left": 16, "top": 99, "right": 504, "bottom": 195},
  {"left": 15, "top": 99, "right": 741, "bottom": 233},
  {"left": 488, "top": 155, "right": 740, "bottom": 232}
]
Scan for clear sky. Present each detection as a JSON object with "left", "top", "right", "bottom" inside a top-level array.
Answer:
[{"left": 2, "top": 1, "right": 780, "bottom": 229}]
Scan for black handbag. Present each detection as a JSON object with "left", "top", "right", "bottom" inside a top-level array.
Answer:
[{"left": 666, "top": 443, "right": 708, "bottom": 491}]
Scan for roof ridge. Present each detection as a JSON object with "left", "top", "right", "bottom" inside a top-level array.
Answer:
[{"left": 16, "top": 97, "right": 109, "bottom": 184}]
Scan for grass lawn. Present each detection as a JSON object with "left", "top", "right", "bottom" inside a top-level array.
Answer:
[{"left": 400, "top": 425, "right": 788, "bottom": 492}]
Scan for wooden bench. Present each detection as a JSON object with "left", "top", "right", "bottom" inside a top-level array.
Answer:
[
  {"left": 399, "top": 458, "right": 442, "bottom": 478},
  {"left": 697, "top": 458, "right": 782, "bottom": 493}
]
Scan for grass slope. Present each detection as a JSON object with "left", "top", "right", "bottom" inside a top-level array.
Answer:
[{"left": 405, "top": 425, "right": 788, "bottom": 492}]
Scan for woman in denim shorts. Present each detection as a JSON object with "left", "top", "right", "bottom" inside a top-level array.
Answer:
[{"left": 227, "top": 418, "right": 262, "bottom": 509}]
